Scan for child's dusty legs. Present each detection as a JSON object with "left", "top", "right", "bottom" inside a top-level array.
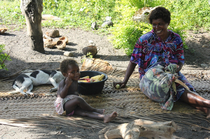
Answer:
[
  {"left": 103, "top": 112, "right": 118, "bottom": 123},
  {"left": 65, "top": 97, "right": 104, "bottom": 115},
  {"left": 74, "top": 109, "right": 117, "bottom": 123},
  {"left": 181, "top": 89, "right": 210, "bottom": 118}
]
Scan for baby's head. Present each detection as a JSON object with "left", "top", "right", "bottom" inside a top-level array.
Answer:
[{"left": 60, "top": 59, "right": 80, "bottom": 80}]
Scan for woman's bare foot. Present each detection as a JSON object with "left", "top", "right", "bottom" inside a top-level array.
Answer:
[
  {"left": 206, "top": 109, "right": 210, "bottom": 119},
  {"left": 104, "top": 111, "right": 117, "bottom": 123},
  {"left": 194, "top": 106, "right": 210, "bottom": 119},
  {"left": 95, "top": 109, "right": 105, "bottom": 114}
]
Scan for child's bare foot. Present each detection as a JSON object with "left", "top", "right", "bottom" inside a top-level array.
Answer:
[
  {"left": 96, "top": 109, "right": 105, "bottom": 114},
  {"left": 104, "top": 111, "right": 117, "bottom": 123}
]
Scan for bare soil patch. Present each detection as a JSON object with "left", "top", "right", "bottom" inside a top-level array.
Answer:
[{"left": 0, "top": 25, "right": 130, "bottom": 79}]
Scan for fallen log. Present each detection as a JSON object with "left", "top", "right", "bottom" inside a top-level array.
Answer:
[{"left": 99, "top": 119, "right": 177, "bottom": 139}]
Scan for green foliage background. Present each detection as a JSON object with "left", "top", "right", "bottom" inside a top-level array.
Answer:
[
  {"left": 0, "top": 44, "right": 11, "bottom": 70},
  {"left": 1, "top": 0, "right": 210, "bottom": 56}
]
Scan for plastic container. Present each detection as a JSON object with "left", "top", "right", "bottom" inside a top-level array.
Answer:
[{"left": 78, "top": 71, "right": 108, "bottom": 95}]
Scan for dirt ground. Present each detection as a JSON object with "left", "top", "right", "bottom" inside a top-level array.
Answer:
[
  {"left": 0, "top": 24, "right": 210, "bottom": 139},
  {"left": 0, "top": 25, "right": 131, "bottom": 78},
  {"left": 0, "top": 25, "right": 210, "bottom": 78}
]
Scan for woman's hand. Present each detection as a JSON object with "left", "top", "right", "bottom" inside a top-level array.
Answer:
[
  {"left": 113, "top": 82, "right": 126, "bottom": 89},
  {"left": 176, "top": 62, "right": 183, "bottom": 73},
  {"left": 113, "top": 62, "right": 137, "bottom": 89}
]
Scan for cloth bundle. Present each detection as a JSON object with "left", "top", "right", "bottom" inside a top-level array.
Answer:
[{"left": 140, "top": 63, "right": 189, "bottom": 110}]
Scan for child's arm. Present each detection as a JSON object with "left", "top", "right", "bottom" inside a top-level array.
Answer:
[{"left": 57, "top": 73, "right": 73, "bottom": 98}]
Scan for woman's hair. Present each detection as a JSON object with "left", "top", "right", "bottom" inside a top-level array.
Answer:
[
  {"left": 149, "top": 7, "right": 171, "bottom": 24},
  {"left": 60, "top": 59, "right": 78, "bottom": 73}
]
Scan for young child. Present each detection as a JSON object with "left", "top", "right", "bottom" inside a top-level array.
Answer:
[{"left": 54, "top": 59, "right": 117, "bottom": 123}]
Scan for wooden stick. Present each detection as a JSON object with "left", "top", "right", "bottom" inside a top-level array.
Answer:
[{"left": 99, "top": 119, "right": 177, "bottom": 139}]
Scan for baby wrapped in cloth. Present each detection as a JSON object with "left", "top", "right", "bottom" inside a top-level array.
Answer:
[{"left": 140, "top": 63, "right": 189, "bottom": 110}]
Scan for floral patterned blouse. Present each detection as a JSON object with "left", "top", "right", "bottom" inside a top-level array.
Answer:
[{"left": 130, "top": 29, "right": 184, "bottom": 79}]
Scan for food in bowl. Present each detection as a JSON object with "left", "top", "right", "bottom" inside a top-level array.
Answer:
[
  {"left": 78, "top": 74, "right": 105, "bottom": 82},
  {"left": 78, "top": 71, "right": 108, "bottom": 95}
]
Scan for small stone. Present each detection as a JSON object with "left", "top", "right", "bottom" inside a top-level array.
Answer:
[
  {"left": 201, "top": 63, "right": 208, "bottom": 68},
  {"left": 101, "top": 16, "right": 113, "bottom": 28},
  {"left": 91, "top": 22, "right": 98, "bottom": 30},
  {"left": 45, "top": 30, "right": 60, "bottom": 38},
  {"left": 202, "top": 45, "right": 209, "bottom": 48},
  {"left": 102, "top": 21, "right": 113, "bottom": 28},
  {"left": 64, "top": 52, "right": 74, "bottom": 57}
]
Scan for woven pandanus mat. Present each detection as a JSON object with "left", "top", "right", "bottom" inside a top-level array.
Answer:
[
  {"left": 81, "top": 90, "right": 202, "bottom": 117},
  {"left": 0, "top": 95, "right": 56, "bottom": 119},
  {"left": 0, "top": 88, "right": 202, "bottom": 120},
  {"left": 0, "top": 69, "right": 209, "bottom": 120}
]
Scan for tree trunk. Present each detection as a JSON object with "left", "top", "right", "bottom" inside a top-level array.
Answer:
[
  {"left": 21, "top": 0, "right": 44, "bottom": 53},
  {"left": 99, "top": 119, "right": 177, "bottom": 139}
]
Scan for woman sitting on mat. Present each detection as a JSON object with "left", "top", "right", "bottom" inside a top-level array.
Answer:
[
  {"left": 54, "top": 59, "right": 117, "bottom": 123},
  {"left": 113, "top": 7, "right": 210, "bottom": 118}
]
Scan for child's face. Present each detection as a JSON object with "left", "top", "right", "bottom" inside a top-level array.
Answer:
[{"left": 64, "top": 64, "right": 80, "bottom": 81}]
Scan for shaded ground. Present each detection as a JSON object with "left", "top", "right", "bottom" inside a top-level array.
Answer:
[
  {"left": 0, "top": 25, "right": 210, "bottom": 139},
  {"left": 184, "top": 31, "right": 210, "bottom": 67}
]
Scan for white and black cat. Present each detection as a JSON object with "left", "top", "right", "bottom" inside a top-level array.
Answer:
[{"left": 9, "top": 70, "right": 64, "bottom": 95}]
